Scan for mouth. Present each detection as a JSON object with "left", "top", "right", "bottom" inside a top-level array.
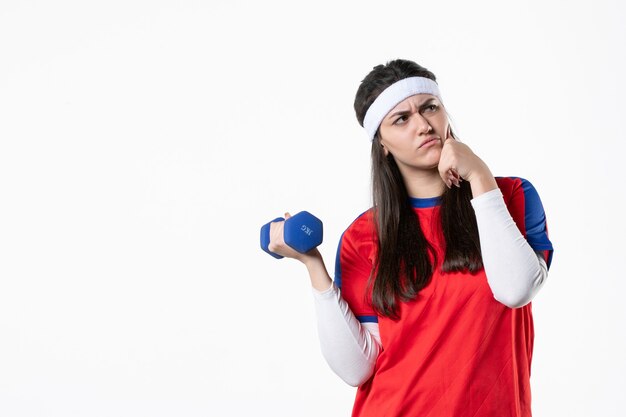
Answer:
[{"left": 419, "top": 136, "right": 440, "bottom": 148}]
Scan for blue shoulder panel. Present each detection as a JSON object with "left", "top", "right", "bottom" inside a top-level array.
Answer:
[
  {"left": 333, "top": 231, "right": 346, "bottom": 289},
  {"left": 334, "top": 210, "right": 371, "bottom": 290},
  {"left": 356, "top": 315, "right": 379, "bottom": 323},
  {"left": 511, "top": 177, "right": 554, "bottom": 269}
]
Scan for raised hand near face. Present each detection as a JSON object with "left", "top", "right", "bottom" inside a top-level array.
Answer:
[{"left": 438, "top": 126, "right": 491, "bottom": 189}]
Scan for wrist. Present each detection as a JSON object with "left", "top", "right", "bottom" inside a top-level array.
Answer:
[
  {"left": 467, "top": 166, "right": 498, "bottom": 198},
  {"left": 464, "top": 159, "right": 491, "bottom": 182},
  {"left": 301, "top": 248, "right": 323, "bottom": 268},
  {"left": 303, "top": 251, "right": 333, "bottom": 292}
]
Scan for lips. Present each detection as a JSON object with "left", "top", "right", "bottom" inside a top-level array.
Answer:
[{"left": 419, "top": 136, "right": 440, "bottom": 148}]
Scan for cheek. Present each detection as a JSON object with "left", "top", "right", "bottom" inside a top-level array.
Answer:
[
  {"left": 427, "top": 111, "right": 445, "bottom": 125},
  {"left": 389, "top": 142, "right": 413, "bottom": 156}
]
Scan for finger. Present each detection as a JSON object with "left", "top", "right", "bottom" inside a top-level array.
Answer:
[
  {"left": 446, "top": 172, "right": 459, "bottom": 188},
  {"left": 268, "top": 221, "right": 284, "bottom": 250},
  {"left": 448, "top": 173, "right": 458, "bottom": 186},
  {"left": 270, "top": 218, "right": 284, "bottom": 234},
  {"left": 447, "top": 168, "right": 462, "bottom": 186},
  {"left": 285, "top": 212, "right": 291, "bottom": 219}
]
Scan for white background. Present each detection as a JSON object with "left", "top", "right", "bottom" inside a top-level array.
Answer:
[{"left": 1, "top": 0, "right": 624, "bottom": 416}]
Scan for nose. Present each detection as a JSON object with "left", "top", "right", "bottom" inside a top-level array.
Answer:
[{"left": 413, "top": 113, "right": 432, "bottom": 135}]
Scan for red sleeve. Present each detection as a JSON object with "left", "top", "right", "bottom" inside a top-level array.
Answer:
[{"left": 333, "top": 210, "right": 378, "bottom": 322}]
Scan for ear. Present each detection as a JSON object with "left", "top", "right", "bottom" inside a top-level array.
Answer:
[{"left": 380, "top": 142, "right": 389, "bottom": 156}]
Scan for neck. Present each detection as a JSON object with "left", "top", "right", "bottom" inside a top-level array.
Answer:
[{"left": 400, "top": 168, "right": 447, "bottom": 198}]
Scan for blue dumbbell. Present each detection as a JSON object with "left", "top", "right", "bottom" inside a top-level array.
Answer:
[{"left": 260, "top": 211, "right": 323, "bottom": 259}]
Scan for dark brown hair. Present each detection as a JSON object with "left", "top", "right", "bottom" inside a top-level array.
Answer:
[{"left": 354, "top": 59, "right": 483, "bottom": 320}]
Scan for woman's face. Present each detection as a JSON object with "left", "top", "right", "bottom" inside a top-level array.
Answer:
[{"left": 378, "top": 93, "right": 449, "bottom": 174}]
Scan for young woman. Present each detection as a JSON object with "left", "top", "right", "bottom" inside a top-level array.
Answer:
[{"left": 268, "top": 59, "right": 554, "bottom": 417}]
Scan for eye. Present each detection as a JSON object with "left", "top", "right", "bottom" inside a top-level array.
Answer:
[
  {"left": 426, "top": 104, "right": 438, "bottom": 112},
  {"left": 393, "top": 115, "right": 408, "bottom": 125}
]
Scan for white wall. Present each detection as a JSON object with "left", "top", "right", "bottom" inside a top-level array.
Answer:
[{"left": 1, "top": 0, "right": 624, "bottom": 415}]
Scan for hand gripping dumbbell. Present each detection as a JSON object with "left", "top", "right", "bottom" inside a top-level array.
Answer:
[{"left": 260, "top": 211, "right": 323, "bottom": 259}]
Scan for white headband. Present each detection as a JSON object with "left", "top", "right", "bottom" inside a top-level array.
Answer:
[{"left": 363, "top": 76, "right": 443, "bottom": 141}]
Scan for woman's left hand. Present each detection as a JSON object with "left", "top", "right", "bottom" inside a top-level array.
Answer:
[{"left": 438, "top": 126, "right": 491, "bottom": 188}]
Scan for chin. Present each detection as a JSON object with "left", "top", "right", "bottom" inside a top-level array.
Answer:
[
  {"left": 408, "top": 163, "right": 439, "bottom": 172},
  {"left": 422, "top": 156, "right": 442, "bottom": 168}
]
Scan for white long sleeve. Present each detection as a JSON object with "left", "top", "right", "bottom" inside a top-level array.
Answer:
[
  {"left": 311, "top": 282, "right": 381, "bottom": 387},
  {"left": 470, "top": 187, "right": 549, "bottom": 308}
]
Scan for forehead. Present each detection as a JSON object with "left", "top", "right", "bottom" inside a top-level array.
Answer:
[{"left": 385, "top": 94, "right": 438, "bottom": 118}]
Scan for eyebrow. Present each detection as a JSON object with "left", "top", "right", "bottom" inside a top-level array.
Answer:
[{"left": 387, "top": 98, "right": 437, "bottom": 120}]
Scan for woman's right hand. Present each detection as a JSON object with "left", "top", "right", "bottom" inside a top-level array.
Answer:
[{"left": 268, "top": 212, "right": 322, "bottom": 265}]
